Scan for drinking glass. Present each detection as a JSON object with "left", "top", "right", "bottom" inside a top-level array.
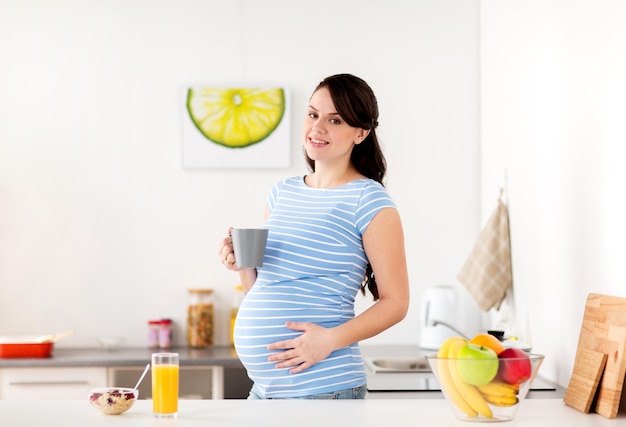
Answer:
[{"left": 151, "top": 352, "right": 179, "bottom": 418}]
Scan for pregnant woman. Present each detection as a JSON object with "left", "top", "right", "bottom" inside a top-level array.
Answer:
[{"left": 218, "top": 73, "right": 410, "bottom": 399}]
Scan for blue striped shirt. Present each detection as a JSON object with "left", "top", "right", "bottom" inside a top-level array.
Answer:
[{"left": 233, "top": 176, "right": 396, "bottom": 398}]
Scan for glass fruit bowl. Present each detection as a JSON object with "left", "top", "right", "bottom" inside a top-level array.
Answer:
[
  {"left": 425, "top": 352, "right": 545, "bottom": 422},
  {"left": 88, "top": 387, "right": 138, "bottom": 415}
]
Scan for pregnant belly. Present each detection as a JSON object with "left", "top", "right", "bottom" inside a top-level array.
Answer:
[{"left": 233, "top": 304, "right": 344, "bottom": 374}]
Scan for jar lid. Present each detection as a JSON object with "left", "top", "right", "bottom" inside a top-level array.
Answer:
[
  {"left": 148, "top": 320, "right": 161, "bottom": 325},
  {"left": 188, "top": 288, "right": 214, "bottom": 294}
]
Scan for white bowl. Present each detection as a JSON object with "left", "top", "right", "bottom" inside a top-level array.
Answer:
[
  {"left": 88, "top": 387, "right": 138, "bottom": 415},
  {"left": 96, "top": 337, "right": 124, "bottom": 351}
]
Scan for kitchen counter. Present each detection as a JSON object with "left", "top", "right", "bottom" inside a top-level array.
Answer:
[
  {"left": 1, "top": 344, "right": 423, "bottom": 368},
  {"left": 0, "top": 344, "right": 565, "bottom": 400},
  {"left": 0, "top": 398, "right": 623, "bottom": 426},
  {"left": 0, "top": 346, "right": 243, "bottom": 368}
]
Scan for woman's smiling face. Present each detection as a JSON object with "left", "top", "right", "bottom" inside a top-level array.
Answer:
[{"left": 303, "top": 87, "right": 365, "bottom": 166}]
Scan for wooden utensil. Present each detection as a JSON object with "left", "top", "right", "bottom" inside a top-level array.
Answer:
[
  {"left": 35, "top": 330, "right": 75, "bottom": 343},
  {"left": 564, "top": 293, "right": 626, "bottom": 418}
]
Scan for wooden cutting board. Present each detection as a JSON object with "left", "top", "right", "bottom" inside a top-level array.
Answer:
[
  {"left": 563, "top": 348, "right": 607, "bottom": 413},
  {"left": 563, "top": 293, "right": 626, "bottom": 418}
]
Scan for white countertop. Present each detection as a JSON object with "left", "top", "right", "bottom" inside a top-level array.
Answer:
[{"left": 0, "top": 399, "right": 622, "bottom": 426}]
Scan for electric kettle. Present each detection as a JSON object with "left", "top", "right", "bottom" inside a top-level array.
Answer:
[{"left": 418, "top": 284, "right": 468, "bottom": 350}]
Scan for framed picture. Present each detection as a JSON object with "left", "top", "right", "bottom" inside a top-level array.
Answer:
[{"left": 182, "top": 86, "right": 290, "bottom": 169}]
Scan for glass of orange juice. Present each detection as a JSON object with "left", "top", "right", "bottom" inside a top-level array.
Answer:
[{"left": 151, "top": 352, "right": 179, "bottom": 418}]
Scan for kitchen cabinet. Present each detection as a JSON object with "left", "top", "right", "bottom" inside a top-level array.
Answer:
[
  {"left": 119, "top": 365, "right": 252, "bottom": 399},
  {"left": 0, "top": 347, "right": 253, "bottom": 400},
  {"left": 108, "top": 365, "right": 223, "bottom": 399},
  {"left": 0, "top": 367, "right": 107, "bottom": 399},
  {"left": 0, "top": 365, "right": 249, "bottom": 400}
]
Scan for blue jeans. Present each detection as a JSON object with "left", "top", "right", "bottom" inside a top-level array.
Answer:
[{"left": 248, "top": 383, "right": 367, "bottom": 400}]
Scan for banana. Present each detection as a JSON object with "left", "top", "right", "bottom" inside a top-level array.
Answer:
[
  {"left": 477, "top": 381, "right": 519, "bottom": 407},
  {"left": 481, "top": 393, "right": 519, "bottom": 407},
  {"left": 447, "top": 338, "right": 493, "bottom": 419},
  {"left": 477, "top": 381, "right": 519, "bottom": 398},
  {"left": 436, "top": 337, "right": 478, "bottom": 418}
]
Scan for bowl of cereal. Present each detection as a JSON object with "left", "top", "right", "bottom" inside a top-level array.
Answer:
[{"left": 88, "top": 387, "right": 138, "bottom": 415}]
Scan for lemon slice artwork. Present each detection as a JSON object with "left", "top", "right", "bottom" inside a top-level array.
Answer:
[{"left": 187, "top": 87, "right": 286, "bottom": 149}]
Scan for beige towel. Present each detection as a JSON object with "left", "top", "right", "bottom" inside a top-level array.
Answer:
[{"left": 457, "top": 198, "right": 512, "bottom": 312}]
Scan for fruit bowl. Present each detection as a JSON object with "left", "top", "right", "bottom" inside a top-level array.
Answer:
[
  {"left": 88, "top": 387, "right": 138, "bottom": 415},
  {"left": 425, "top": 350, "right": 544, "bottom": 422}
]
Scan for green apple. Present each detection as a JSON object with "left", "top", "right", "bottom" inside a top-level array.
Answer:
[{"left": 456, "top": 343, "right": 499, "bottom": 386}]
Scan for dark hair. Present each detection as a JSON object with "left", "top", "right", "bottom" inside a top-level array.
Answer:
[{"left": 305, "top": 74, "right": 386, "bottom": 300}]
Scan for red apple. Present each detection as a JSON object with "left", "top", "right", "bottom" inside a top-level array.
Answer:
[
  {"left": 456, "top": 343, "right": 499, "bottom": 386},
  {"left": 498, "top": 347, "right": 532, "bottom": 385}
]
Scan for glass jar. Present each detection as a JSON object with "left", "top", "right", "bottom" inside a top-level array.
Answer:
[
  {"left": 187, "top": 289, "right": 214, "bottom": 347},
  {"left": 230, "top": 284, "right": 244, "bottom": 347},
  {"left": 158, "top": 318, "right": 172, "bottom": 349},
  {"left": 148, "top": 320, "right": 160, "bottom": 348}
]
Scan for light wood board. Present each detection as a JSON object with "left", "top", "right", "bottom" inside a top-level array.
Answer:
[
  {"left": 563, "top": 348, "right": 607, "bottom": 413},
  {"left": 564, "top": 293, "right": 626, "bottom": 418}
]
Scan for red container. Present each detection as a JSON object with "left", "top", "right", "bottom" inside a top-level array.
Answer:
[{"left": 0, "top": 341, "right": 54, "bottom": 358}]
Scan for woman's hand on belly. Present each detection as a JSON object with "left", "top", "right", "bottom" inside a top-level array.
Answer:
[{"left": 267, "top": 321, "right": 335, "bottom": 374}]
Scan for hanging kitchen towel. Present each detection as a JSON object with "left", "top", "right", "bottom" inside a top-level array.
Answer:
[{"left": 457, "top": 196, "right": 512, "bottom": 312}]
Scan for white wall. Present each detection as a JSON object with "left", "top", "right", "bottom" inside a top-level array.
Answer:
[
  {"left": 7, "top": 0, "right": 618, "bottom": 390},
  {"left": 481, "top": 0, "right": 626, "bottom": 386},
  {"left": 0, "top": 1, "right": 481, "bottom": 348}
]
